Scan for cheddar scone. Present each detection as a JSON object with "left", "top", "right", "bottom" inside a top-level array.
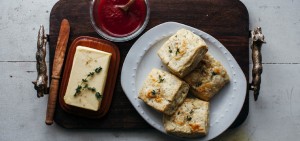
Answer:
[
  {"left": 157, "top": 29, "right": 208, "bottom": 78},
  {"left": 163, "top": 98, "right": 209, "bottom": 137},
  {"left": 138, "top": 68, "right": 189, "bottom": 115},
  {"left": 184, "top": 54, "right": 230, "bottom": 101}
]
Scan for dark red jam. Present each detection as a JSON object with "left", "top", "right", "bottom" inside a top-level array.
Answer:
[{"left": 93, "top": 0, "right": 147, "bottom": 37}]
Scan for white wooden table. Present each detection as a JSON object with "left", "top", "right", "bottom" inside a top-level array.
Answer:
[{"left": 1, "top": 0, "right": 300, "bottom": 140}]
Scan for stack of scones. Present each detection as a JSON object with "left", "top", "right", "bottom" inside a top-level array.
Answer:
[{"left": 138, "top": 29, "right": 230, "bottom": 138}]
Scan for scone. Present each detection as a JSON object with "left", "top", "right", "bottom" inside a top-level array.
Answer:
[
  {"left": 138, "top": 68, "right": 189, "bottom": 115},
  {"left": 163, "top": 98, "right": 209, "bottom": 137},
  {"left": 157, "top": 28, "right": 208, "bottom": 78},
  {"left": 184, "top": 54, "right": 230, "bottom": 101}
]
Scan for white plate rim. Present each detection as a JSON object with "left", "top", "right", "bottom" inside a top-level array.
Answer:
[{"left": 121, "top": 22, "right": 247, "bottom": 140}]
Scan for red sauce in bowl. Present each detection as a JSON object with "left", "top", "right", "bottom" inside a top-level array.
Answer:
[{"left": 93, "top": 0, "right": 147, "bottom": 37}]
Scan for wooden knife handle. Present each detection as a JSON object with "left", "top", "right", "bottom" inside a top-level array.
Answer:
[
  {"left": 45, "top": 19, "right": 70, "bottom": 125},
  {"left": 45, "top": 78, "right": 59, "bottom": 125},
  {"left": 52, "top": 19, "right": 70, "bottom": 77}
]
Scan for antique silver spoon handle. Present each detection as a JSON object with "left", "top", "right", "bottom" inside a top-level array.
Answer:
[
  {"left": 250, "top": 27, "right": 265, "bottom": 101},
  {"left": 32, "top": 25, "right": 48, "bottom": 98}
]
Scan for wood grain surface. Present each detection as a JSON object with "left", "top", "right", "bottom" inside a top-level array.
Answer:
[{"left": 49, "top": 0, "right": 249, "bottom": 128}]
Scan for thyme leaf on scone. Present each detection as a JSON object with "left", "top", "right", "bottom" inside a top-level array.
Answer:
[
  {"left": 158, "top": 75, "right": 165, "bottom": 83},
  {"left": 187, "top": 116, "right": 192, "bottom": 121},
  {"left": 151, "top": 90, "right": 157, "bottom": 95},
  {"left": 195, "top": 82, "right": 202, "bottom": 87},
  {"left": 212, "top": 71, "right": 217, "bottom": 76},
  {"left": 190, "top": 110, "right": 194, "bottom": 114},
  {"left": 168, "top": 47, "right": 172, "bottom": 53},
  {"left": 175, "top": 48, "right": 180, "bottom": 55}
]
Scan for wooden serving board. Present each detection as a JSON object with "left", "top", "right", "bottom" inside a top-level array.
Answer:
[{"left": 49, "top": 0, "right": 249, "bottom": 128}]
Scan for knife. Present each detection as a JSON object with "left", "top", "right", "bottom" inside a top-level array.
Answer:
[{"left": 45, "top": 19, "right": 70, "bottom": 125}]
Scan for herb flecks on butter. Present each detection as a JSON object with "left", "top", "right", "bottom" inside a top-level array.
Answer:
[
  {"left": 95, "top": 67, "right": 102, "bottom": 73},
  {"left": 95, "top": 92, "right": 102, "bottom": 100},
  {"left": 88, "top": 72, "right": 94, "bottom": 77},
  {"left": 88, "top": 87, "right": 96, "bottom": 92},
  {"left": 74, "top": 66, "right": 103, "bottom": 101},
  {"left": 75, "top": 85, "right": 82, "bottom": 94}
]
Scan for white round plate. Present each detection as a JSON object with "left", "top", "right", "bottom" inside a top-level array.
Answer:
[{"left": 121, "top": 22, "right": 247, "bottom": 140}]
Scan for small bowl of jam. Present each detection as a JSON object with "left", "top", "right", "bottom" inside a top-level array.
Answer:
[{"left": 90, "top": 0, "right": 150, "bottom": 42}]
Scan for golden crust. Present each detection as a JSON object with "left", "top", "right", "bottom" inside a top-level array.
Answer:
[
  {"left": 138, "top": 68, "right": 189, "bottom": 115},
  {"left": 163, "top": 98, "right": 209, "bottom": 137},
  {"left": 157, "top": 29, "right": 208, "bottom": 78},
  {"left": 184, "top": 54, "right": 230, "bottom": 101}
]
